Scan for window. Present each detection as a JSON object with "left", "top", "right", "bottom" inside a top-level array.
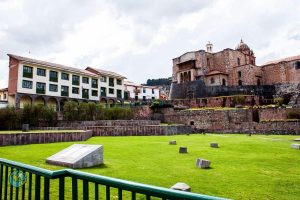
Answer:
[
  {"left": 257, "top": 79, "right": 261, "bottom": 86},
  {"left": 101, "top": 87, "right": 107, "bottom": 97},
  {"left": 152, "top": 97, "right": 155, "bottom": 100},
  {"left": 72, "top": 87, "right": 79, "bottom": 94},
  {"left": 3, "top": 94, "right": 6, "bottom": 99},
  {"left": 142, "top": 88, "right": 146, "bottom": 93},
  {"left": 37, "top": 68, "right": 46, "bottom": 76},
  {"left": 237, "top": 58, "right": 240, "bottom": 66},
  {"left": 61, "top": 86, "right": 69, "bottom": 97},
  {"left": 116, "top": 79, "right": 122, "bottom": 85},
  {"left": 124, "top": 91, "right": 129, "bottom": 100},
  {"left": 207, "top": 58, "right": 210, "bottom": 67},
  {"left": 22, "top": 80, "right": 32, "bottom": 89},
  {"left": 23, "top": 66, "right": 33, "bottom": 78},
  {"left": 295, "top": 61, "right": 300, "bottom": 70},
  {"left": 117, "top": 89, "right": 122, "bottom": 98},
  {"left": 152, "top": 89, "right": 154, "bottom": 94},
  {"left": 92, "top": 90, "right": 98, "bottom": 96},
  {"left": 100, "top": 76, "right": 107, "bottom": 82},
  {"left": 210, "top": 77, "right": 215, "bottom": 84},
  {"left": 238, "top": 80, "right": 242, "bottom": 86},
  {"left": 222, "top": 79, "right": 226, "bottom": 86},
  {"left": 109, "top": 78, "right": 114, "bottom": 87},
  {"left": 238, "top": 71, "right": 242, "bottom": 78},
  {"left": 82, "top": 89, "right": 89, "bottom": 99},
  {"left": 61, "top": 73, "right": 69, "bottom": 80},
  {"left": 143, "top": 96, "right": 146, "bottom": 101},
  {"left": 36, "top": 82, "right": 46, "bottom": 94},
  {"left": 49, "top": 84, "right": 58, "bottom": 92},
  {"left": 72, "top": 75, "right": 80, "bottom": 85},
  {"left": 49, "top": 71, "right": 58, "bottom": 82},
  {"left": 109, "top": 88, "right": 114, "bottom": 94},
  {"left": 92, "top": 78, "right": 98, "bottom": 88},
  {"left": 82, "top": 77, "right": 89, "bottom": 84}
]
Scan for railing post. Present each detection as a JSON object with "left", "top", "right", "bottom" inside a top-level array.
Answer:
[
  {"left": 95, "top": 183, "right": 99, "bottom": 200},
  {"left": 59, "top": 177, "right": 65, "bottom": 200},
  {"left": 44, "top": 177, "right": 50, "bottom": 200},
  {"left": 0, "top": 165, "right": 3, "bottom": 200},
  {"left": 9, "top": 167, "right": 13, "bottom": 200},
  {"left": 4, "top": 166, "right": 8, "bottom": 200},
  {"left": 83, "top": 180, "right": 89, "bottom": 200},
  {"left": 72, "top": 177, "right": 78, "bottom": 200},
  {"left": 28, "top": 173, "right": 32, "bottom": 200},
  {"left": 35, "top": 174, "right": 41, "bottom": 200}
]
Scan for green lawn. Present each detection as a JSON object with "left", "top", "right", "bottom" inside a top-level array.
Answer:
[
  {"left": 0, "top": 130, "right": 83, "bottom": 134},
  {"left": 0, "top": 134, "right": 300, "bottom": 199}
]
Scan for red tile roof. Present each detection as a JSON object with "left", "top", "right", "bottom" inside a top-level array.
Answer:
[
  {"left": 263, "top": 54, "right": 300, "bottom": 65},
  {"left": 205, "top": 70, "right": 228, "bottom": 76}
]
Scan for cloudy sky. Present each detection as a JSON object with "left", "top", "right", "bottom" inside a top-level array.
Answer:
[{"left": 0, "top": 0, "right": 300, "bottom": 88}]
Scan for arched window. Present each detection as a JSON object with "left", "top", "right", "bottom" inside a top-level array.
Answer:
[
  {"left": 238, "top": 80, "right": 242, "bottom": 86},
  {"left": 295, "top": 61, "right": 300, "bottom": 70},
  {"left": 210, "top": 77, "right": 215, "bottom": 84},
  {"left": 237, "top": 58, "right": 240, "bottom": 66},
  {"left": 222, "top": 79, "right": 226, "bottom": 86},
  {"left": 257, "top": 79, "right": 261, "bottom": 86}
]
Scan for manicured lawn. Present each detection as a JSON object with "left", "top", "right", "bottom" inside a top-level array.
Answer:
[
  {"left": 0, "top": 134, "right": 300, "bottom": 199},
  {"left": 0, "top": 130, "right": 83, "bottom": 134}
]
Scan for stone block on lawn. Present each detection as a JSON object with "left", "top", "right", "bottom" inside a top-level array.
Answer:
[
  {"left": 46, "top": 144, "right": 103, "bottom": 168},
  {"left": 196, "top": 158, "right": 211, "bottom": 169},
  {"left": 293, "top": 138, "right": 300, "bottom": 142},
  {"left": 179, "top": 147, "right": 187, "bottom": 153},
  {"left": 169, "top": 140, "right": 176, "bottom": 145},
  {"left": 170, "top": 182, "right": 191, "bottom": 192},
  {"left": 210, "top": 142, "right": 218, "bottom": 148},
  {"left": 291, "top": 144, "right": 300, "bottom": 150},
  {"left": 22, "top": 124, "right": 29, "bottom": 132}
]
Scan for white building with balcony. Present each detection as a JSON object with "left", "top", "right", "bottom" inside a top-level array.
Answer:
[
  {"left": 7, "top": 54, "right": 126, "bottom": 110},
  {"left": 124, "top": 81, "right": 160, "bottom": 101}
]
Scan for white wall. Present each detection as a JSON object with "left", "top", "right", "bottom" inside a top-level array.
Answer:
[{"left": 17, "top": 63, "right": 124, "bottom": 101}]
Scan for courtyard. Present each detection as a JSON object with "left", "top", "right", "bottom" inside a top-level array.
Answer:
[{"left": 0, "top": 134, "right": 299, "bottom": 199}]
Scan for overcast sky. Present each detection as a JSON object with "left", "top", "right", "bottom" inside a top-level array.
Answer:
[{"left": 0, "top": 0, "right": 300, "bottom": 88}]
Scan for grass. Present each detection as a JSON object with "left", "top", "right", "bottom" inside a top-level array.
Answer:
[
  {"left": 0, "top": 130, "right": 83, "bottom": 134},
  {"left": 0, "top": 134, "right": 300, "bottom": 199}
]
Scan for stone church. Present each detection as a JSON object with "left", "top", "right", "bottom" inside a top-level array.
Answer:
[{"left": 170, "top": 40, "right": 300, "bottom": 104}]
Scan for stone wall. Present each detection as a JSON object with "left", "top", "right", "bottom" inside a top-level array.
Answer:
[
  {"left": 57, "top": 120, "right": 160, "bottom": 127},
  {"left": 163, "top": 108, "right": 300, "bottom": 134},
  {"left": 0, "top": 130, "right": 92, "bottom": 146},
  {"left": 91, "top": 125, "right": 194, "bottom": 136}
]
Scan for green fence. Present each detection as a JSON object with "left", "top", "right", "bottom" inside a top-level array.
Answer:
[{"left": 0, "top": 158, "right": 226, "bottom": 200}]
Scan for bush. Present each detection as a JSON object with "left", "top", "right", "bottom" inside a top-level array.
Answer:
[
  {"left": 150, "top": 100, "right": 174, "bottom": 109},
  {"left": 63, "top": 101, "right": 78, "bottom": 121},
  {"left": 233, "top": 95, "right": 245, "bottom": 105},
  {"left": 0, "top": 107, "right": 22, "bottom": 130},
  {"left": 274, "top": 97, "right": 284, "bottom": 106},
  {"left": 287, "top": 108, "right": 300, "bottom": 119}
]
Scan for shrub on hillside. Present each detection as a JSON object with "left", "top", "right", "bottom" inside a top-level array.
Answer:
[
  {"left": 287, "top": 108, "right": 300, "bottom": 119},
  {"left": 150, "top": 100, "right": 174, "bottom": 109},
  {"left": 274, "top": 97, "right": 284, "bottom": 106},
  {"left": 233, "top": 95, "right": 245, "bottom": 105}
]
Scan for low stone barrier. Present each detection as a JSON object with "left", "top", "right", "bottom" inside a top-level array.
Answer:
[
  {"left": 0, "top": 130, "right": 93, "bottom": 146},
  {"left": 57, "top": 120, "right": 161, "bottom": 128},
  {"left": 90, "top": 125, "right": 194, "bottom": 136}
]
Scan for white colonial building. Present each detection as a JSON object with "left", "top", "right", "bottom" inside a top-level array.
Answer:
[
  {"left": 7, "top": 54, "right": 126, "bottom": 110},
  {"left": 124, "top": 81, "right": 160, "bottom": 101}
]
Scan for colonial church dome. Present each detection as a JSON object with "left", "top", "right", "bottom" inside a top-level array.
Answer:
[{"left": 235, "top": 39, "right": 250, "bottom": 51}]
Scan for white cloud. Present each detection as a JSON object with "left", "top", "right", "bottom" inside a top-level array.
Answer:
[{"left": 0, "top": 0, "right": 299, "bottom": 88}]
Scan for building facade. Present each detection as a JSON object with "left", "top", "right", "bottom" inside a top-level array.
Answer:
[
  {"left": 170, "top": 40, "right": 300, "bottom": 102},
  {"left": 124, "top": 81, "right": 160, "bottom": 101},
  {"left": 0, "top": 88, "right": 8, "bottom": 108},
  {"left": 7, "top": 54, "right": 126, "bottom": 110}
]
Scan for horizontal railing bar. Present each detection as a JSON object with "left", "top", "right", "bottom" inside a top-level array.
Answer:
[{"left": 0, "top": 158, "right": 227, "bottom": 200}]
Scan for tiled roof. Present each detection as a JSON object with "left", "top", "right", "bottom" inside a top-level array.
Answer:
[
  {"left": 263, "top": 54, "right": 300, "bottom": 65},
  {"left": 124, "top": 81, "right": 141, "bottom": 87},
  {"left": 85, "top": 67, "right": 126, "bottom": 79},
  {"left": 205, "top": 70, "right": 228, "bottom": 76},
  {"left": 0, "top": 88, "right": 8, "bottom": 92},
  {"left": 8, "top": 54, "right": 98, "bottom": 77}
]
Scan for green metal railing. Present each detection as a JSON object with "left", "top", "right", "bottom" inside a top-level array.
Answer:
[{"left": 0, "top": 158, "right": 226, "bottom": 200}]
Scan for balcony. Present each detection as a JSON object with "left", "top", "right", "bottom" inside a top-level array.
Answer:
[
  {"left": 61, "top": 91, "right": 69, "bottom": 97},
  {"left": 36, "top": 88, "right": 45, "bottom": 94},
  {"left": 23, "top": 72, "right": 33, "bottom": 78},
  {"left": 0, "top": 158, "right": 223, "bottom": 200}
]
